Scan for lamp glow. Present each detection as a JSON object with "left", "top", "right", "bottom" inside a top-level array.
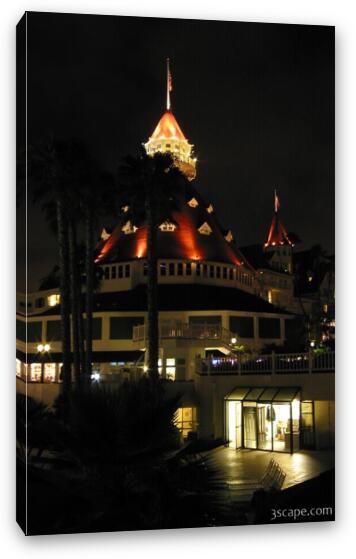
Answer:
[{"left": 37, "top": 344, "right": 44, "bottom": 352}]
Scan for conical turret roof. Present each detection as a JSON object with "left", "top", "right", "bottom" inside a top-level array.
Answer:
[
  {"left": 149, "top": 110, "right": 187, "bottom": 141},
  {"left": 95, "top": 180, "right": 245, "bottom": 266}
]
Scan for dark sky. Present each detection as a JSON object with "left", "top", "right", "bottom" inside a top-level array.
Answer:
[{"left": 17, "top": 12, "right": 334, "bottom": 291}]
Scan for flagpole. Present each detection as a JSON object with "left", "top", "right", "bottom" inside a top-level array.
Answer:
[{"left": 166, "top": 57, "right": 171, "bottom": 111}]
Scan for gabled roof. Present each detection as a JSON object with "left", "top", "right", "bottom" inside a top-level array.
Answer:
[{"left": 149, "top": 111, "right": 187, "bottom": 141}]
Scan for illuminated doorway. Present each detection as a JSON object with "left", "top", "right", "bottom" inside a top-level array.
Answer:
[{"left": 225, "top": 387, "right": 301, "bottom": 453}]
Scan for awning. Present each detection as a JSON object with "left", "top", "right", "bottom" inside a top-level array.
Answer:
[{"left": 225, "top": 386, "right": 300, "bottom": 402}]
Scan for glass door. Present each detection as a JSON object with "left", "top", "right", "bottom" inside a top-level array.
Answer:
[{"left": 243, "top": 404, "right": 257, "bottom": 449}]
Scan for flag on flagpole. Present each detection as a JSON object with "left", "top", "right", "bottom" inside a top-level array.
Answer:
[{"left": 274, "top": 190, "right": 280, "bottom": 213}]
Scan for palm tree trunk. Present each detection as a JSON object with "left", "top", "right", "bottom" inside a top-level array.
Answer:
[
  {"left": 85, "top": 204, "right": 94, "bottom": 379},
  {"left": 145, "top": 190, "right": 159, "bottom": 379},
  {"left": 68, "top": 219, "right": 81, "bottom": 387},
  {"left": 56, "top": 194, "right": 71, "bottom": 394}
]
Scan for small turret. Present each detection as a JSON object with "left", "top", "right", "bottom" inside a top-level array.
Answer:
[
  {"left": 264, "top": 190, "right": 294, "bottom": 273},
  {"left": 144, "top": 59, "right": 197, "bottom": 180}
]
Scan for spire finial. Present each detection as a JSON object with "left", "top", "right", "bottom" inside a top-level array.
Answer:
[
  {"left": 166, "top": 58, "right": 172, "bottom": 111},
  {"left": 274, "top": 189, "right": 280, "bottom": 213}
]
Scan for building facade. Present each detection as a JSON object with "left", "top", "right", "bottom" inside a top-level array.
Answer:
[{"left": 16, "top": 75, "right": 334, "bottom": 453}]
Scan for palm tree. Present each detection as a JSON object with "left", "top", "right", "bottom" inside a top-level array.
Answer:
[
  {"left": 118, "top": 152, "right": 186, "bottom": 379},
  {"left": 79, "top": 167, "right": 116, "bottom": 379},
  {"left": 30, "top": 138, "right": 74, "bottom": 395}
]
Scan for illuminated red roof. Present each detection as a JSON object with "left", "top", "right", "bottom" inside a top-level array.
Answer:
[
  {"left": 95, "top": 181, "right": 245, "bottom": 267},
  {"left": 265, "top": 214, "right": 292, "bottom": 247},
  {"left": 149, "top": 111, "right": 187, "bottom": 141}
]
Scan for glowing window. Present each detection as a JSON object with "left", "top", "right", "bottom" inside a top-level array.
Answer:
[
  {"left": 198, "top": 222, "right": 212, "bottom": 236},
  {"left": 166, "top": 358, "right": 176, "bottom": 381},
  {"left": 225, "top": 230, "right": 234, "bottom": 243},
  {"left": 174, "top": 407, "right": 197, "bottom": 438},
  {"left": 159, "top": 221, "right": 177, "bottom": 232},
  {"left": 30, "top": 363, "right": 42, "bottom": 382},
  {"left": 47, "top": 294, "right": 60, "bottom": 307},
  {"left": 16, "top": 358, "right": 22, "bottom": 378},
  {"left": 188, "top": 197, "right": 199, "bottom": 208},
  {"left": 44, "top": 363, "right": 56, "bottom": 383},
  {"left": 206, "top": 204, "right": 214, "bottom": 214},
  {"left": 122, "top": 221, "right": 138, "bottom": 235}
]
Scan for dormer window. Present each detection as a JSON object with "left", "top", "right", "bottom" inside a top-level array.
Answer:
[
  {"left": 159, "top": 221, "right": 177, "bottom": 232},
  {"left": 122, "top": 220, "right": 138, "bottom": 235},
  {"left": 100, "top": 228, "right": 111, "bottom": 241},
  {"left": 198, "top": 222, "right": 213, "bottom": 236},
  {"left": 206, "top": 204, "right": 214, "bottom": 214},
  {"left": 188, "top": 197, "right": 199, "bottom": 208},
  {"left": 225, "top": 230, "right": 234, "bottom": 243}
]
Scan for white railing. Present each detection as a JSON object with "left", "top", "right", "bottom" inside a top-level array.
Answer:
[
  {"left": 133, "top": 321, "right": 232, "bottom": 346},
  {"left": 196, "top": 351, "right": 335, "bottom": 375}
]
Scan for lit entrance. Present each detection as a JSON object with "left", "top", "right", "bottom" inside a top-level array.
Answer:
[{"left": 225, "top": 387, "right": 301, "bottom": 453}]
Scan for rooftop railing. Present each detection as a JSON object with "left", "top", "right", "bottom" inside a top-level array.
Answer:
[
  {"left": 196, "top": 351, "right": 335, "bottom": 376},
  {"left": 133, "top": 321, "right": 232, "bottom": 346}
]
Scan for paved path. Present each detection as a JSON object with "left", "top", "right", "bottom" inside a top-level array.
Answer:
[{"left": 207, "top": 447, "right": 334, "bottom": 490}]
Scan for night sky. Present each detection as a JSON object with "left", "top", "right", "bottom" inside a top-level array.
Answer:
[{"left": 17, "top": 12, "right": 334, "bottom": 291}]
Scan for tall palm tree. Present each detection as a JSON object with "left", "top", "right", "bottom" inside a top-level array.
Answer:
[
  {"left": 30, "top": 138, "right": 74, "bottom": 395},
  {"left": 118, "top": 152, "right": 186, "bottom": 379},
  {"left": 79, "top": 167, "right": 116, "bottom": 379}
]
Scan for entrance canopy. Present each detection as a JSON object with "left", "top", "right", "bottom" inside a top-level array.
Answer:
[{"left": 225, "top": 386, "right": 300, "bottom": 402}]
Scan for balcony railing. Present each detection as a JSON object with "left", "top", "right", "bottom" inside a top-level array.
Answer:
[
  {"left": 133, "top": 321, "right": 232, "bottom": 346},
  {"left": 196, "top": 351, "right": 335, "bottom": 375}
]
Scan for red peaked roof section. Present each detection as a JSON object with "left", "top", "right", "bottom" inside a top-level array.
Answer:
[
  {"left": 149, "top": 111, "right": 187, "bottom": 141},
  {"left": 265, "top": 213, "right": 292, "bottom": 247},
  {"left": 95, "top": 182, "right": 245, "bottom": 266}
]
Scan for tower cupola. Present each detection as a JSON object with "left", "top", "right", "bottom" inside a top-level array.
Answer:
[{"left": 144, "top": 59, "right": 197, "bottom": 180}]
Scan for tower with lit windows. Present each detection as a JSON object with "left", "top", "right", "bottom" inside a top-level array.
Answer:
[{"left": 144, "top": 59, "right": 197, "bottom": 180}]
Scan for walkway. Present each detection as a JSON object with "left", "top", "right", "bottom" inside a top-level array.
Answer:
[{"left": 207, "top": 446, "right": 334, "bottom": 490}]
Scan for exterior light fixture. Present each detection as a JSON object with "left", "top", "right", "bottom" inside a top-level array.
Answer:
[
  {"left": 310, "top": 341, "right": 315, "bottom": 348},
  {"left": 37, "top": 344, "right": 44, "bottom": 352},
  {"left": 44, "top": 343, "right": 50, "bottom": 352},
  {"left": 231, "top": 337, "right": 237, "bottom": 344},
  {"left": 91, "top": 372, "right": 100, "bottom": 382}
]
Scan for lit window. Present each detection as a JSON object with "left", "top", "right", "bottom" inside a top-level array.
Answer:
[
  {"left": 198, "top": 222, "right": 212, "bottom": 236},
  {"left": 166, "top": 358, "right": 176, "bottom": 381},
  {"left": 122, "top": 220, "right": 138, "bottom": 235},
  {"left": 323, "top": 304, "right": 328, "bottom": 313},
  {"left": 174, "top": 407, "right": 197, "bottom": 438},
  {"left": 16, "top": 358, "right": 22, "bottom": 378},
  {"left": 268, "top": 290, "right": 273, "bottom": 304},
  {"left": 47, "top": 294, "right": 60, "bottom": 307},
  {"left": 121, "top": 205, "right": 129, "bottom": 213},
  {"left": 159, "top": 221, "right": 177, "bottom": 232},
  {"left": 188, "top": 197, "right": 199, "bottom": 208},
  {"left": 30, "top": 363, "right": 42, "bottom": 382},
  {"left": 101, "top": 228, "right": 111, "bottom": 240},
  {"left": 225, "top": 230, "right": 234, "bottom": 243},
  {"left": 44, "top": 363, "right": 56, "bottom": 383},
  {"left": 206, "top": 204, "right": 214, "bottom": 214}
]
